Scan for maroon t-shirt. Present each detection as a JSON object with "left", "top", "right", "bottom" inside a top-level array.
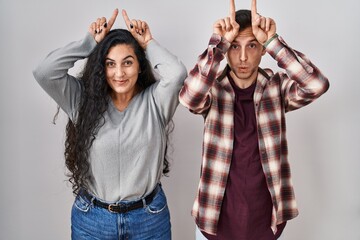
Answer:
[{"left": 202, "top": 74, "right": 286, "bottom": 240}]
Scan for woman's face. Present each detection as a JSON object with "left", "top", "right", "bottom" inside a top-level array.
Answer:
[{"left": 105, "top": 44, "right": 140, "bottom": 99}]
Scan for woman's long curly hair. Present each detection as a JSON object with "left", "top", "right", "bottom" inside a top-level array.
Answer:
[{"left": 64, "top": 29, "right": 171, "bottom": 195}]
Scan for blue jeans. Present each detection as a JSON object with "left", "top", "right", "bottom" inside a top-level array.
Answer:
[{"left": 71, "top": 185, "right": 171, "bottom": 240}]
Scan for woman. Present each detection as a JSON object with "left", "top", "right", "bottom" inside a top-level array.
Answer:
[{"left": 33, "top": 8, "right": 186, "bottom": 239}]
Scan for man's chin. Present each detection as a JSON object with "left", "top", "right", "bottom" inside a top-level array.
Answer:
[{"left": 233, "top": 72, "right": 251, "bottom": 80}]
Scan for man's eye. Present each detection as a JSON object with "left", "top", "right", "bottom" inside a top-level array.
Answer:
[{"left": 249, "top": 43, "right": 256, "bottom": 48}]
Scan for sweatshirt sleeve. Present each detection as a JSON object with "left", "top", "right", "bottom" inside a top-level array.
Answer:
[
  {"left": 265, "top": 35, "right": 330, "bottom": 112},
  {"left": 33, "top": 33, "right": 97, "bottom": 121},
  {"left": 145, "top": 40, "right": 187, "bottom": 125},
  {"left": 179, "top": 33, "right": 231, "bottom": 115}
]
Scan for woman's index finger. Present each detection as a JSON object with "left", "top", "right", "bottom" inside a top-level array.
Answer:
[
  {"left": 107, "top": 8, "right": 119, "bottom": 29},
  {"left": 121, "top": 9, "right": 132, "bottom": 28}
]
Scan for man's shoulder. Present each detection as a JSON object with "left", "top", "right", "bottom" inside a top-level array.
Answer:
[
  {"left": 259, "top": 68, "right": 274, "bottom": 79},
  {"left": 260, "top": 67, "right": 286, "bottom": 83}
]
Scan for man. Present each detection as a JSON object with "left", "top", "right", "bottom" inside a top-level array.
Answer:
[{"left": 179, "top": 0, "right": 329, "bottom": 239}]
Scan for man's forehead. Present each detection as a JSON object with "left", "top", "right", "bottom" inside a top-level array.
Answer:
[{"left": 233, "top": 27, "right": 257, "bottom": 42}]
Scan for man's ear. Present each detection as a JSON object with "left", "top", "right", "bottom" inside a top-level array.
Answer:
[{"left": 261, "top": 47, "right": 266, "bottom": 56}]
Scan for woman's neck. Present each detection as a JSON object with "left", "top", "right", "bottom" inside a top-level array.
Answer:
[{"left": 110, "top": 88, "right": 139, "bottom": 111}]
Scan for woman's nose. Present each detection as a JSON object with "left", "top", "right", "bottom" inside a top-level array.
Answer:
[{"left": 115, "top": 66, "right": 125, "bottom": 77}]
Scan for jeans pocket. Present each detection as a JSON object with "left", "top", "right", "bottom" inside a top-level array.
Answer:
[
  {"left": 73, "top": 194, "right": 92, "bottom": 213},
  {"left": 146, "top": 189, "right": 168, "bottom": 214}
]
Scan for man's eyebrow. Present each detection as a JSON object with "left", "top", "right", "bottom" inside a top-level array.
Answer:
[{"left": 232, "top": 38, "right": 258, "bottom": 44}]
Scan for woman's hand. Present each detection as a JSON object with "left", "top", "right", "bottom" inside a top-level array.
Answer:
[
  {"left": 88, "top": 9, "right": 119, "bottom": 43},
  {"left": 122, "top": 9, "right": 153, "bottom": 49}
]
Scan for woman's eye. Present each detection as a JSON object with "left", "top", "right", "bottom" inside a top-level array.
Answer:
[
  {"left": 231, "top": 44, "right": 239, "bottom": 49},
  {"left": 106, "top": 62, "right": 115, "bottom": 67},
  {"left": 124, "top": 61, "right": 133, "bottom": 66}
]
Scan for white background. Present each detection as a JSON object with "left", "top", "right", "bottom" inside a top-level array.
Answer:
[{"left": 1, "top": 0, "right": 359, "bottom": 239}]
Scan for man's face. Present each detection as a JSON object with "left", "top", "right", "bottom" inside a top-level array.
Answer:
[{"left": 226, "top": 27, "right": 266, "bottom": 85}]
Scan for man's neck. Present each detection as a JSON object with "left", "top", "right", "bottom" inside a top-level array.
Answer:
[{"left": 229, "top": 71, "right": 258, "bottom": 89}]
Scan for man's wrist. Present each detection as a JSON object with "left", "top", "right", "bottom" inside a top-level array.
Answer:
[
  {"left": 209, "top": 33, "right": 231, "bottom": 54},
  {"left": 263, "top": 34, "right": 279, "bottom": 48}
]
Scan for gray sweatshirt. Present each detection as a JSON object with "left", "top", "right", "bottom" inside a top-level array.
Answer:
[{"left": 33, "top": 33, "right": 187, "bottom": 202}]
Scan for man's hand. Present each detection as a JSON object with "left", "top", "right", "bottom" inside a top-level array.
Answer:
[
  {"left": 251, "top": 0, "right": 276, "bottom": 45},
  {"left": 213, "top": 0, "right": 240, "bottom": 43}
]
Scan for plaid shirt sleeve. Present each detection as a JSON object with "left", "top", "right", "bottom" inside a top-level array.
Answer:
[
  {"left": 265, "top": 35, "right": 330, "bottom": 112},
  {"left": 258, "top": 35, "right": 330, "bottom": 233},
  {"left": 179, "top": 33, "right": 231, "bottom": 115}
]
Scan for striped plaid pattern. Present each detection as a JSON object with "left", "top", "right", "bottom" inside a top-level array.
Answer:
[{"left": 179, "top": 33, "right": 329, "bottom": 235}]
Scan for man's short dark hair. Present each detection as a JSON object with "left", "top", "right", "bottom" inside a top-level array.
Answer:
[{"left": 235, "top": 10, "right": 252, "bottom": 29}]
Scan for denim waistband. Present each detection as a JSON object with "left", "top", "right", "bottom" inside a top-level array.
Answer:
[{"left": 79, "top": 184, "right": 160, "bottom": 213}]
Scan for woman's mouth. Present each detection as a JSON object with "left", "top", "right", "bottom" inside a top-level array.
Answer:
[{"left": 114, "top": 79, "right": 128, "bottom": 85}]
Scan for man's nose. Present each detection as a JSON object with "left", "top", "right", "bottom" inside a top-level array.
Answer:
[{"left": 239, "top": 48, "right": 247, "bottom": 62}]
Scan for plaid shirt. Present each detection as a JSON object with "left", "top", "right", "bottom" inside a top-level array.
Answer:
[{"left": 179, "top": 33, "right": 329, "bottom": 235}]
